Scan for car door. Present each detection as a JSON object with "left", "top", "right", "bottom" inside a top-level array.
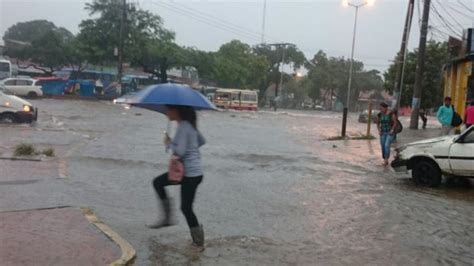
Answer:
[
  {"left": 15, "top": 79, "right": 31, "bottom": 96},
  {"left": 449, "top": 128, "right": 474, "bottom": 176},
  {"left": 2, "top": 79, "right": 17, "bottom": 95}
]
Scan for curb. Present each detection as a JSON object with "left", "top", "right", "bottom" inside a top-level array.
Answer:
[
  {"left": 0, "top": 156, "right": 42, "bottom": 162},
  {"left": 81, "top": 208, "right": 136, "bottom": 266}
]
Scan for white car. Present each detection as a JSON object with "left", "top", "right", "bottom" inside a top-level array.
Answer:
[
  {"left": 0, "top": 86, "right": 37, "bottom": 123},
  {"left": 0, "top": 77, "right": 43, "bottom": 98},
  {"left": 391, "top": 126, "right": 474, "bottom": 187}
]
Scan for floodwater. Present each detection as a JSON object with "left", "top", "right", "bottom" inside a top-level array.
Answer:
[{"left": 1, "top": 99, "right": 473, "bottom": 265}]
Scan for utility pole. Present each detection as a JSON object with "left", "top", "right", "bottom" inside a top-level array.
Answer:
[
  {"left": 393, "top": 0, "right": 415, "bottom": 111},
  {"left": 409, "top": 0, "right": 431, "bottom": 129},
  {"left": 261, "top": 0, "right": 267, "bottom": 43},
  {"left": 117, "top": 0, "right": 126, "bottom": 96}
]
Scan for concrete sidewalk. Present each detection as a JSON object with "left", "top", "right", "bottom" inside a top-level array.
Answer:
[{"left": 0, "top": 207, "right": 135, "bottom": 266}]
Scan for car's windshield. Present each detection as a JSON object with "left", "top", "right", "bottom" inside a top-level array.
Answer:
[{"left": 462, "top": 129, "right": 474, "bottom": 143}]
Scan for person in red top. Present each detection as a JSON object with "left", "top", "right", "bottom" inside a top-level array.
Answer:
[{"left": 465, "top": 100, "right": 474, "bottom": 129}]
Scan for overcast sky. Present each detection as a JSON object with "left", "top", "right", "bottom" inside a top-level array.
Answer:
[{"left": 1, "top": 0, "right": 473, "bottom": 73}]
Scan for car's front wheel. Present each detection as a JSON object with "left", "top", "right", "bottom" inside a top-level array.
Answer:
[
  {"left": 412, "top": 159, "right": 442, "bottom": 187},
  {"left": 27, "top": 91, "right": 38, "bottom": 98},
  {"left": 0, "top": 113, "right": 18, "bottom": 124}
]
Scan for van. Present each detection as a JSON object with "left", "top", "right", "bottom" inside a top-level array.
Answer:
[{"left": 0, "top": 86, "right": 37, "bottom": 123}]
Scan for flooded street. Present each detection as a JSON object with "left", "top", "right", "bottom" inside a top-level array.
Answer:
[{"left": 1, "top": 99, "right": 473, "bottom": 265}]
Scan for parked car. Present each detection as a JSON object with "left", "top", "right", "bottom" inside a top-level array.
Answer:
[
  {"left": 0, "top": 86, "right": 38, "bottom": 123},
  {"left": 391, "top": 126, "right": 474, "bottom": 187},
  {"left": 0, "top": 77, "right": 43, "bottom": 98},
  {"left": 358, "top": 110, "right": 378, "bottom": 123}
]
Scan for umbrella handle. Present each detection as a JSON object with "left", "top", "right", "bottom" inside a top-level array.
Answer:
[{"left": 165, "top": 120, "right": 172, "bottom": 153}]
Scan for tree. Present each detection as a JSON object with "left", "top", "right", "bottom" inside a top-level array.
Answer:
[
  {"left": 78, "top": 0, "right": 174, "bottom": 66},
  {"left": 384, "top": 41, "right": 448, "bottom": 108},
  {"left": 3, "top": 20, "right": 73, "bottom": 44},
  {"left": 3, "top": 20, "right": 75, "bottom": 74},
  {"left": 25, "top": 30, "right": 69, "bottom": 75},
  {"left": 254, "top": 44, "right": 306, "bottom": 100},
  {"left": 306, "top": 50, "right": 383, "bottom": 110},
  {"left": 132, "top": 40, "right": 187, "bottom": 82},
  {"left": 185, "top": 40, "right": 269, "bottom": 90}
]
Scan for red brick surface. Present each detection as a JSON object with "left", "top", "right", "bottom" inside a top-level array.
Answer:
[{"left": 0, "top": 207, "right": 121, "bottom": 266}]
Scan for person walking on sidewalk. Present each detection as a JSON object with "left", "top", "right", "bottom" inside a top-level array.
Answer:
[
  {"left": 465, "top": 100, "right": 474, "bottom": 129},
  {"left": 437, "top": 97, "right": 454, "bottom": 135},
  {"left": 377, "top": 102, "right": 397, "bottom": 166},
  {"left": 419, "top": 108, "right": 428, "bottom": 129},
  {"left": 148, "top": 105, "right": 206, "bottom": 248}
]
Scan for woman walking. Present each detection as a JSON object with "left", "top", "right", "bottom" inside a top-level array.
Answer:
[
  {"left": 377, "top": 102, "right": 397, "bottom": 166},
  {"left": 148, "top": 105, "right": 206, "bottom": 248}
]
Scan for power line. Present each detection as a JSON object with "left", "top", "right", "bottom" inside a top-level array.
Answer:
[
  {"left": 150, "top": 1, "right": 271, "bottom": 43},
  {"left": 433, "top": 0, "right": 464, "bottom": 30},
  {"left": 153, "top": 0, "right": 281, "bottom": 44},
  {"left": 456, "top": 0, "right": 474, "bottom": 13},
  {"left": 445, "top": 2, "right": 473, "bottom": 19},
  {"left": 430, "top": 3, "right": 463, "bottom": 38}
]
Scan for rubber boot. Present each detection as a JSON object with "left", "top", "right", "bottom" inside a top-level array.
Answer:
[
  {"left": 190, "top": 224, "right": 204, "bottom": 247},
  {"left": 147, "top": 198, "right": 174, "bottom": 229}
]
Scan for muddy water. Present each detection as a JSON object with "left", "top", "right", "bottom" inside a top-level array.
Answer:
[{"left": 1, "top": 100, "right": 473, "bottom": 265}]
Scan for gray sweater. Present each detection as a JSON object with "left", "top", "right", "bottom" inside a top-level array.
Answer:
[{"left": 170, "top": 121, "right": 205, "bottom": 177}]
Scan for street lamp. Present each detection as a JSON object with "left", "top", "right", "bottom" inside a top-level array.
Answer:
[{"left": 341, "top": 0, "right": 374, "bottom": 137}]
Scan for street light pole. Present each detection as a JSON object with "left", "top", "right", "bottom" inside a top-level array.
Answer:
[
  {"left": 117, "top": 0, "right": 126, "bottom": 96},
  {"left": 341, "top": 0, "right": 372, "bottom": 137}
]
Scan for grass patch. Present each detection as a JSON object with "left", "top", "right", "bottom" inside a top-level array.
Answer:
[
  {"left": 41, "top": 148, "right": 55, "bottom": 157},
  {"left": 14, "top": 144, "right": 36, "bottom": 156}
]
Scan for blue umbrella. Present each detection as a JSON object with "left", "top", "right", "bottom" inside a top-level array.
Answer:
[{"left": 126, "top": 83, "right": 217, "bottom": 114}]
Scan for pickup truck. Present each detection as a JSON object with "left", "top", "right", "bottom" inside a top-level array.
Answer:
[{"left": 391, "top": 126, "right": 474, "bottom": 187}]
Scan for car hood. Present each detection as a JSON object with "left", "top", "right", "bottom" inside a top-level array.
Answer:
[
  {"left": 403, "top": 136, "right": 453, "bottom": 147},
  {"left": 6, "top": 94, "right": 33, "bottom": 106}
]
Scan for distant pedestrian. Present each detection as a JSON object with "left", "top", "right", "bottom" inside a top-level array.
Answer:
[
  {"left": 465, "top": 100, "right": 474, "bottom": 129},
  {"left": 437, "top": 97, "right": 454, "bottom": 135},
  {"left": 419, "top": 108, "right": 428, "bottom": 129},
  {"left": 377, "top": 102, "right": 397, "bottom": 166},
  {"left": 148, "top": 105, "right": 206, "bottom": 248}
]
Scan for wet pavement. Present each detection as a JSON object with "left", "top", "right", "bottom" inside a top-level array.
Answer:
[{"left": 0, "top": 99, "right": 473, "bottom": 265}]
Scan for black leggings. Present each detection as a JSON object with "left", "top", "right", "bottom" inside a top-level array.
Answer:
[{"left": 153, "top": 173, "right": 203, "bottom": 228}]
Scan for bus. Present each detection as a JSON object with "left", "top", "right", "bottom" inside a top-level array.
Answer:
[
  {"left": 214, "top": 89, "right": 258, "bottom": 111},
  {"left": 0, "top": 59, "right": 12, "bottom": 80}
]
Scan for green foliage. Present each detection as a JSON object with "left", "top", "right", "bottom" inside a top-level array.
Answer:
[
  {"left": 41, "top": 148, "right": 55, "bottom": 157},
  {"left": 254, "top": 44, "right": 307, "bottom": 98},
  {"left": 384, "top": 41, "right": 448, "bottom": 108},
  {"left": 14, "top": 144, "right": 36, "bottom": 157},
  {"left": 3, "top": 20, "right": 73, "bottom": 44},
  {"left": 132, "top": 40, "right": 187, "bottom": 82},
  {"left": 3, "top": 20, "right": 76, "bottom": 75},
  {"left": 78, "top": 0, "right": 174, "bottom": 66},
  {"left": 306, "top": 50, "right": 383, "bottom": 109}
]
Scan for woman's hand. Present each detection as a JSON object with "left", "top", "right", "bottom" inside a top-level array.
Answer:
[{"left": 164, "top": 135, "right": 171, "bottom": 146}]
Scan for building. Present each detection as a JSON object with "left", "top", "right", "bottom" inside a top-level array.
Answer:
[{"left": 443, "top": 28, "right": 474, "bottom": 130}]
